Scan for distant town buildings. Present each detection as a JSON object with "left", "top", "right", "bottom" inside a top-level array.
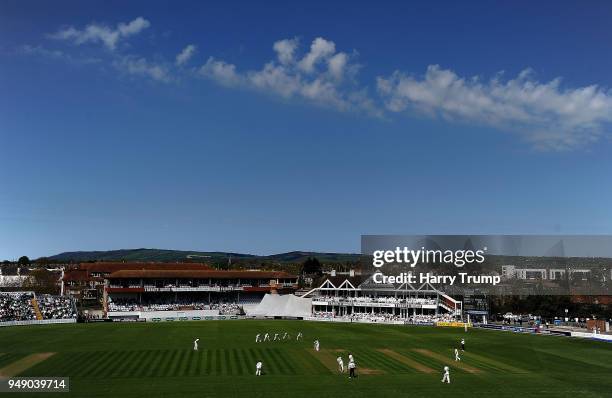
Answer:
[{"left": 501, "top": 265, "right": 591, "bottom": 281}]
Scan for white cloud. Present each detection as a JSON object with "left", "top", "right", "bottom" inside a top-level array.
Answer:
[
  {"left": 297, "top": 37, "right": 336, "bottom": 73},
  {"left": 377, "top": 65, "right": 612, "bottom": 150},
  {"left": 176, "top": 44, "right": 197, "bottom": 66},
  {"left": 49, "top": 17, "right": 150, "bottom": 50},
  {"left": 114, "top": 56, "right": 170, "bottom": 82},
  {"left": 273, "top": 38, "right": 298, "bottom": 65},
  {"left": 199, "top": 37, "right": 379, "bottom": 115},
  {"left": 199, "top": 57, "right": 242, "bottom": 86},
  {"left": 20, "top": 44, "right": 101, "bottom": 65},
  {"left": 327, "top": 52, "right": 348, "bottom": 80}
]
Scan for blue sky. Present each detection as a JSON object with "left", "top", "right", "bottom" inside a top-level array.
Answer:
[{"left": 1, "top": 1, "right": 612, "bottom": 259}]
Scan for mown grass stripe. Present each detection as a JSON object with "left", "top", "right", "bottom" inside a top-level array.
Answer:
[
  {"left": 244, "top": 348, "right": 258, "bottom": 375},
  {"left": 186, "top": 350, "right": 199, "bottom": 376},
  {"left": 261, "top": 347, "right": 286, "bottom": 375},
  {"left": 55, "top": 351, "right": 91, "bottom": 376},
  {"left": 146, "top": 349, "right": 168, "bottom": 378},
  {"left": 358, "top": 350, "right": 402, "bottom": 373},
  {"left": 377, "top": 349, "right": 434, "bottom": 373},
  {"left": 232, "top": 349, "right": 245, "bottom": 375},
  {"left": 270, "top": 348, "right": 297, "bottom": 375},
  {"left": 98, "top": 351, "right": 131, "bottom": 378},
  {"left": 122, "top": 350, "right": 150, "bottom": 377},
  {"left": 224, "top": 349, "right": 234, "bottom": 375},
  {"left": 413, "top": 349, "right": 481, "bottom": 374},
  {"left": 108, "top": 350, "right": 136, "bottom": 378},
  {"left": 193, "top": 350, "right": 203, "bottom": 376},
  {"left": 462, "top": 351, "right": 528, "bottom": 373},
  {"left": 179, "top": 350, "right": 192, "bottom": 376},
  {"left": 298, "top": 348, "right": 330, "bottom": 375},
  {"left": 205, "top": 349, "right": 213, "bottom": 375},
  {"left": 159, "top": 349, "right": 179, "bottom": 377},
  {"left": 111, "top": 350, "right": 142, "bottom": 378},
  {"left": 401, "top": 349, "right": 446, "bottom": 370},
  {"left": 213, "top": 348, "right": 223, "bottom": 376},
  {"left": 0, "top": 353, "right": 26, "bottom": 368},
  {"left": 73, "top": 350, "right": 114, "bottom": 378},
  {"left": 171, "top": 350, "right": 189, "bottom": 376},
  {"left": 133, "top": 349, "right": 156, "bottom": 378}
]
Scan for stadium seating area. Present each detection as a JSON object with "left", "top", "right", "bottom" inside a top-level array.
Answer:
[
  {"left": 0, "top": 292, "right": 36, "bottom": 321},
  {"left": 315, "top": 296, "right": 437, "bottom": 305},
  {"left": 108, "top": 298, "right": 242, "bottom": 315},
  {"left": 37, "top": 295, "right": 76, "bottom": 320},
  {"left": 311, "top": 310, "right": 455, "bottom": 324},
  {"left": 0, "top": 292, "right": 76, "bottom": 322}
]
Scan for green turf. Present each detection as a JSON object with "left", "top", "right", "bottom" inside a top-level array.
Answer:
[{"left": 0, "top": 320, "right": 611, "bottom": 397}]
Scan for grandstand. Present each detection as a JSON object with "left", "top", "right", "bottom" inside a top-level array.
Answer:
[
  {"left": 301, "top": 274, "right": 462, "bottom": 324},
  {"left": 103, "top": 268, "right": 298, "bottom": 320},
  {"left": 0, "top": 291, "right": 76, "bottom": 325}
]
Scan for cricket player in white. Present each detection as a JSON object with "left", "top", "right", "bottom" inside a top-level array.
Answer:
[
  {"left": 336, "top": 356, "right": 344, "bottom": 373},
  {"left": 263, "top": 333, "right": 270, "bottom": 342},
  {"left": 193, "top": 338, "right": 200, "bottom": 351},
  {"left": 454, "top": 348, "right": 461, "bottom": 361},
  {"left": 296, "top": 332, "right": 303, "bottom": 341},
  {"left": 314, "top": 340, "right": 320, "bottom": 351},
  {"left": 255, "top": 334, "right": 261, "bottom": 343},
  {"left": 255, "top": 361, "right": 262, "bottom": 376},
  {"left": 441, "top": 366, "right": 450, "bottom": 383},
  {"left": 461, "top": 338, "right": 465, "bottom": 351},
  {"left": 273, "top": 333, "right": 280, "bottom": 341},
  {"left": 282, "top": 332, "right": 289, "bottom": 340},
  {"left": 348, "top": 355, "right": 356, "bottom": 378}
]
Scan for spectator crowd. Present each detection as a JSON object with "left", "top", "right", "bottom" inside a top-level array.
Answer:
[{"left": 0, "top": 292, "right": 76, "bottom": 322}]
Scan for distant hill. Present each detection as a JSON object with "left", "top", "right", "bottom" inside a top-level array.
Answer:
[{"left": 47, "top": 248, "right": 361, "bottom": 264}]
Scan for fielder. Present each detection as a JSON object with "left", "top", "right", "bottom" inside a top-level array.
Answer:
[
  {"left": 348, "top": 355, "right": 356, "bottom": 378},
  {"left": 273, "top": 333, "right": 280, "bottom": 341},
  {"left": 461, "top": 338, "right": 465, "bottom": 351},
  {"left": 255, "top": 334, "right": 261, "bottom": 343},
  {"left": 454, "top": 348, "right": 461, "bottom": 361},
  {"left": 282, "top": 332, "right": 289, "bottom": 340},
  {"left": 296, "top": 332, "right": 303, "bottom": 341},
  {"left": 255, "top": 361, "right": 262, "bottom": 376},
  {"left": 314, "top": 340, "right": 320, "bottom": 351},
  {"left": 193, "top": 338, "right": 200, "bottom": 351},
  {"left": 263, "top": 333, "right": 270, "bottom": 342},
  {"left": 441, "top": 366, "right": 450, "bottom": 383},
  {"left": 336, "top": 356, "right": 344, "bottom": 373}
]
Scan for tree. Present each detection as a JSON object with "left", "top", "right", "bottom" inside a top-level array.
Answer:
[
  {"left": 18, "top": 256, "right": 30, "bottom": 265},
  {"left": 22, "top": 269, "right": 60, "bottom": 295},
  {"left": 301, "top": 257, "right": 322, "bottom": 276},
  {"left": 36, "top": 257, "right": 51, "bottom": 265}
]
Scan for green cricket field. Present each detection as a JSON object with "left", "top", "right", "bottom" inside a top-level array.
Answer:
[{"left": 0, "top": 320, "right": 611, "bottom": 397}]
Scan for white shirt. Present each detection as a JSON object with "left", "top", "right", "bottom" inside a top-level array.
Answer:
[
  {"left": 337, "top": 357, "right": 343, "bottom": 364},
  {"left": 256, "top": 362, "right": 262, "bottom": 369}
]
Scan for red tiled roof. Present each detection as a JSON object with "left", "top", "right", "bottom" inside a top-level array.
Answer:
[
  {"left": 63, "top": 269, "right": 92, "bottom": 281},
  {"left": 107, "top": 269, "right": 297, "bottom": 279}
]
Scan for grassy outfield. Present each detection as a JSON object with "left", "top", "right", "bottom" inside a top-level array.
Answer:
[{"left": 0, "top": 320, "right": 611, "bottom": 398}]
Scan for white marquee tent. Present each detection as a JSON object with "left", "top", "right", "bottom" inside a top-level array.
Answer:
[{"left": 248, "top": 294, "right": 312, "bottom": 318}]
